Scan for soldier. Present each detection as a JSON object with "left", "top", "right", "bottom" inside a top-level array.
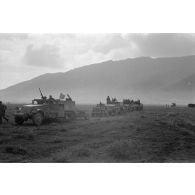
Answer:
[
  {"left": 0, "top": 101, "right": 2, "bottom": 124},
  {"left": 42, "top": 96, "right": 47, "bottom": 102},
  {"left": 0, "top": 101, "right": 8, "bottom": 124},
  {"left": 112, "top": 98, "right": 117, "bottom": 104},
  {"left": 48, "top": 95, "right": 55, "bottom": 104},
  {"left": 107, "top": 96, "right": 111, "bottom": 104}
]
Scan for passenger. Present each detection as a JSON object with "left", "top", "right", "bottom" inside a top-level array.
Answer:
[
  {"left": 0, "top": 101, "right": 3, "bottom": 124},
  {"left": 48, "top": 95, "right": 55, "bottom": 104},
  {"left": 107, "top": 96, "right": 111, "bottom": 104},
  {"left": 0, "top": 101, "right": 8, "bottom": 124}
]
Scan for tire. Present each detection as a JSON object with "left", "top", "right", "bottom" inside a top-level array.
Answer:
[
  {"left": 32, "top": 112, "right": 43, "bottom": 126},
  {"left": 15, "top": 117, "right": 24, "bottom": 125}
]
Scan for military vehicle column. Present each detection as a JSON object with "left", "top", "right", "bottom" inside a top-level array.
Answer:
[{"left": 91, "top": 96, "right": 143, "bottom": 117}]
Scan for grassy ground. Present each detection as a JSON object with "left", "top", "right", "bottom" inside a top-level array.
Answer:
[{"left": 0, "top": 105, "right": 195, "bottom": 162}]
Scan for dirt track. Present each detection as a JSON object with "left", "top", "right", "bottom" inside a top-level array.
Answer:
[{"left": 0, "top": 105, "right": 195, "bottom": 162}]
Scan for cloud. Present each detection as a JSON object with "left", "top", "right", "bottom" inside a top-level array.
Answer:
[
  {"left": 0, "top": 33, "right": 29, "bottom": 41},
  {"left": 92, "top": 33, "right": 130, "bottom": 54},
  {"left": 24, "top": 44, "right": 64, "bottom": 68},
  {"left": 128, "top": 33, "right": 195, "bottom": 57}
]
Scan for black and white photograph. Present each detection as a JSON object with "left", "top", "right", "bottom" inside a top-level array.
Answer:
[
  {"left": 0, "top": 33, "right": 195, "bottom": 163},
  {"left": 1, "top": 1, "right": 195, "bottom": 195}
]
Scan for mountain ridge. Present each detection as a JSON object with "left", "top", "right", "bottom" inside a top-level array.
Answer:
[{"left": 1, "top": 55, "right": 195, "bottom": 104}]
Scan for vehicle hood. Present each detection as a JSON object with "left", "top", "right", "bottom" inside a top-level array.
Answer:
[
  {"left": 23, "top": 104, "right": 43, "bottom": 107},
  {"left": 17, "top": 104, "right": 45, "bottom": 114}
]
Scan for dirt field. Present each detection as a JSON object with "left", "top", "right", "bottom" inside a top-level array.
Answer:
[{"left": 0, "top": 105, "right": 195, "bottom": 162}]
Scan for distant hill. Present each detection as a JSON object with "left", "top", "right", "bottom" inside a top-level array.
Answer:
[{"left": 0, "top": 55, "right": 195, "bottom": 104}]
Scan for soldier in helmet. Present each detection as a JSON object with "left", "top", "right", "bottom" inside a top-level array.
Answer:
[
  {"left": 0, "top": 101, "right": 8, "bottom": 124},
  {"left": 48, "top": 95, "right": 56, "bottom": 104}
]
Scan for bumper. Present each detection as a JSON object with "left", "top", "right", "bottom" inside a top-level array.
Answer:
[{"left": 14, "top": 112, "right": 29, "bottom": 120}]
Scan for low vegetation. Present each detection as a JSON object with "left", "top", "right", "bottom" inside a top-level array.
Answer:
[{"left": 0, "top": 105, "right": 195, "bottom": 162}]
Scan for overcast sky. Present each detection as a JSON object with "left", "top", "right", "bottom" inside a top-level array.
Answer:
[{"left": 0, "top": 33, "right": 195, "bottom": 89}]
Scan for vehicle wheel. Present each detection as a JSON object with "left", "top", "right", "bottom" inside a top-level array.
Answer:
[
  {"left": 33, "top": 112, "right": 43, "bottom": 126},
  {"left": 15, "top": 117, "right": 24, "bottom": 125}
]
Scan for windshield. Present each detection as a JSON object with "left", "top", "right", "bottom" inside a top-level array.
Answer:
[{"left": 32, "top": 99, "right": 44, "bottom": 105}]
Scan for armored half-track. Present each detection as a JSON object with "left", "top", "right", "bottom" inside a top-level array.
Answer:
[
  {"left": 14, "top": 89, "right": 87, "bottom": 125},
  {"left": 91, "top": 97, "right": 143, "bottom": 117}
]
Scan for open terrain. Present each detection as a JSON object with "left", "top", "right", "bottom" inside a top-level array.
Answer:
[{"left": 0, "top": 105, "right": 195, "bottom": 162}]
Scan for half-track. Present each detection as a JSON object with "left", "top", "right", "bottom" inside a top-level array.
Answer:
[{"left": 14, "top": 89, "right": 87, "bottom": 125}]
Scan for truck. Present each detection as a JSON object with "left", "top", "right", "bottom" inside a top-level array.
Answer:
[
  {"left": 14, "top": 89, "right": 87, "bottom": 125},
  {"left": 91, "top": 97, "right": 143, "bottom": 117}
]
